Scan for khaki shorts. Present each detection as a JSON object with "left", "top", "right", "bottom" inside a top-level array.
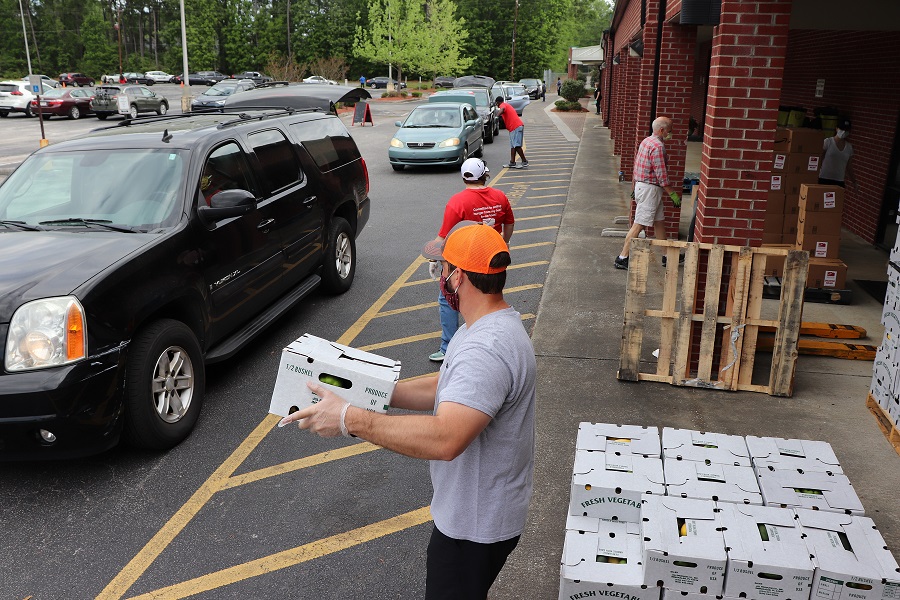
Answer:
[{"left": 633, "top": 182, "right": 664, "bottom": 227}]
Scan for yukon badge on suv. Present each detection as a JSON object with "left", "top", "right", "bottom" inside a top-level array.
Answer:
[{"left": 0, "top": 108, "right": 370, "bottom": 459}]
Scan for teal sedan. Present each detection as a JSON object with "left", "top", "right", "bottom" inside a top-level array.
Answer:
[{"left": 389, "top": 102, "right": 484, "bottom": 172}]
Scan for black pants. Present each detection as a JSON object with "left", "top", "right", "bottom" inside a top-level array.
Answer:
[
  {"left": 425, "top": 526, "right": 520, "bottom": 600},
  {"left": 818, "top": 177, "right": 845, "bottom": 187}
]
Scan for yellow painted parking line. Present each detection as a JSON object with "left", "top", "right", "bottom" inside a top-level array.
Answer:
[
  {"left": 221, "top": 442, "right": 382, "bottom": 490},
  {"left": 515, "top": 203, "right": 564, "bottom": 210},
  {"left": 532, "top": 186, "right": 569, "bottom": 191},
  {"left": 97, "top": 415, "right": 280, "bottom": 600},
  {"left": 516, "top": 213, "right": 561, "bottom": 222},
  {"left": 526, "top": 194, "right": 567, "bottom": 200},
  {"left": 125, "top": 507, "right": 434, "bottom": 600},
  {"left": 402, "top": 259, "right": 552, "bottom": 287},
  {"left": 510, "top": 241, "right": 555, "bottom": 251},
  {"left": 516, "top": 225, "right": 558, "bottom": 234},
  {"left": 493, "top": 179, "right": 570, "bottom": 185},
  {"left": 373, "top": 281, "right": 544, "bottom": 318}
]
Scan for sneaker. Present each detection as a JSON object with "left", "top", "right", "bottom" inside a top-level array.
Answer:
[
  {"left": 429, "top": 351, "right": 445, "bottom": 362},
  {"left": 614, "top": 256, "right": 629, "bottom": 270},
  {"left": 502, "top": 162, "right": 518, "bottom": 169},
  {"left": 522, "top": 160, "right": 530, "bottom": 167},
  {"left": 513, "top": 163, "right": 525, "bottom": 169}
]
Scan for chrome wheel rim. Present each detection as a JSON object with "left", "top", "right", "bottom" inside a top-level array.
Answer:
[
  {"left": 334, "top": 232, "right": 352, "bottom": 279},
  {"left": 151, "top": 345, "right": 194, "bottom": 424},
  {"left": 129, "top": 106, "right": 138, "bottom": 119}
]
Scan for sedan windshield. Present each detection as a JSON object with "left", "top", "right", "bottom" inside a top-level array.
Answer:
[
  {"left": 405, "top": 107, "right": 461, "bottom": 128},
  {"left": 0, "top": 149, "right": 187, "bottom": 231},
  {"left": 205, "top": 83, "right": 237, "bottom": 97}
]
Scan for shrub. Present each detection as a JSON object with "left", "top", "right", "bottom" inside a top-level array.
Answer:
[
  {"left": 560, "top": 79, "right": 586, "bottom": 102},
  {"left": 554, "top": 99, "right": 584, "bottom": 112},
  {"left": 411, "top": 91, "right": 422, "bottom": 97},
  {"left": 382, "top": 90, "right": 401, "bottom": 98}
]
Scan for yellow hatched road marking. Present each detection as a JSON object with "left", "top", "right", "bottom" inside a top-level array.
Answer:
[
  {"left": 125, "top": 507, "right": 434, "bottom": 600},
  {"left": 493, "top": 179, "right": 570, "bottom": 185},
  {"left": 516, "top": 225, "right": 558, "bottom": 234},
  {"left": 525, "top": 194, "right": 567, "bottom": 200},
  {"left": 97, "top": 415, "right": 281, "bottom": 600},
  {"left": 221, "top": 442, "right": 382, "bottom": 490},
  {"left": 515, "top": 203, "right": 564, "bottom": 210},
  {"left": 532, "top": 185, "right": 569, "bottom": 191},
  {"left": 374, "top": 282, "right": 545, "bottom": 318},
  {"left": 510, "top": 241, "right": 555, "bottom": 250},
  {"left": 517, "top": 213, "right": 561, "bottom": 222}
]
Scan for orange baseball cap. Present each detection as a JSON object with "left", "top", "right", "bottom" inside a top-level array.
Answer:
[{"left": 422, "top": 221, "right": 509, "bottom": 274}]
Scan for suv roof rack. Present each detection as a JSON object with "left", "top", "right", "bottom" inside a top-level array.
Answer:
[
  {"left": 251, "top": 80, "right": 291, "bottom": 90},
  {"left": 88, "top": 107, "right": 322, "bottom": 133}
]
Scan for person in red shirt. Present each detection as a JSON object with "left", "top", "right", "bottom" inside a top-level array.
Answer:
[
  {"left": 426, "top": 158, "right": 515, "bottom": 361},
  {"left": 495, "top": 96, "right": 529, "bottom": 169},
  {"left": 614, "top": 116, "right": 681, "bottom": 270}
]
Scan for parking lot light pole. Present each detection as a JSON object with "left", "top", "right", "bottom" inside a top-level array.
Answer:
[{"left": 179, "top": 0, "right": 191, "bottom": 112}]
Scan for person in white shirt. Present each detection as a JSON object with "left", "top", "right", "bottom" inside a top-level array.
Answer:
[{"left": 819, "top": 118, "right": 856, "bottom": 189}]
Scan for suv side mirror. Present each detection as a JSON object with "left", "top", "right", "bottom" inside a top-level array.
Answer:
[{"left": 197, "top": 189, "right": 256, "bottom": 225}]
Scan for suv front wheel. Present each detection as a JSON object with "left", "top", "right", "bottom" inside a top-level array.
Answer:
[
  {"left": 321, "top": 217, "right": 356, "bottom": 294},
  {"left": 123, "top": 319, "right": 205, "bottom": 450}
]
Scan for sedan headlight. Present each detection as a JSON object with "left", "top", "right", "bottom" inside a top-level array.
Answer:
[
  {"left": 439, "top": 138, "right": 461, "bottom": 148},
  {"left": 390, "top": 138, "right": 404, "bottom": 148},
  {"left": 5, "top": 296, "right": 87, "bottom": 371}
]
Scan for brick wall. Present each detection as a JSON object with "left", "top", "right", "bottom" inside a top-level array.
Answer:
[
  {"left": 695, "top": 0, "right": 792, "bottom": 246},
  {"left": 780, "top": 30, "right": 900, "bottom": 244}
]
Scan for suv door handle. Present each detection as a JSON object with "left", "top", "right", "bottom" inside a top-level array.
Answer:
[
  {"left": 257, "top": 218, "right": 275, "bottom": 230},
  {"left": 302, "top": 195, "right": 317, "bottom": 208}
]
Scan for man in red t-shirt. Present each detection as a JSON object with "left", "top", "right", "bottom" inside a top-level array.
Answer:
[
  {"left": 495, "top": 96, "right": 529, "bottom": 169},
  {"left": 427, "top": 158, "right": 515, "bottom": 361}
]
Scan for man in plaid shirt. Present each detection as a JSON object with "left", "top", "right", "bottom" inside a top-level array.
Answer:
[{"left": 615, "top": 116, "right": 682, "bottom": 270}]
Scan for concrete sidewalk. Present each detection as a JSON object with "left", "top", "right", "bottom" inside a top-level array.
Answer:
[{"left": 492, "top": 103, "right": 899, "bottom": 599}]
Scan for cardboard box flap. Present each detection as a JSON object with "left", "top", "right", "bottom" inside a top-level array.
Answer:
[
  {"left": 562, "top": 529, "right": 602, "bottom": 569},
  {"left": 572, "top": 450, "right": 666, "bottom": 488},
  {"left": 294, "top": 335, "right": 401, "bottom": 370},
  {"left": 662, "top": 428, "right": 751, "bottom": 466},
  {"left": 566, "top": 514, "right": 603, "bottom": 534},
  {"left": 731, "top": 504, "right": 798, "bottom": 528},
  {"left": 576, "top": 422, "right": 661, "bottom": 456},
  {"left": 746, "top": 436, "right": 841, "bottom": 469},
  {"left": 654, "top": 495, "right": 719, "bottom": 522},
  {"left": 794, "top": 507, "right": 854, "bottom": 530}
]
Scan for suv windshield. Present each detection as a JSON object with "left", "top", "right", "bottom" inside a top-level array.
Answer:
[{"left": 0, "top": 149, "right": 187, "bottom": 230}]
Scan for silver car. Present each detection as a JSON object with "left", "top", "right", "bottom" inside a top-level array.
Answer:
[{"left": 493, "top": 83, "right": 531, "bottom": 116}]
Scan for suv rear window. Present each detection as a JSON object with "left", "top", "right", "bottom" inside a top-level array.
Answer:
[
  {"left": 0, "top": 84, "right": 18, "bottom": 93},
  {"left": 248, "top": 129, "right": 302, "bottom": 193},
  {"left": 290, "top": 118, "right": 358, "bottom": 173}
]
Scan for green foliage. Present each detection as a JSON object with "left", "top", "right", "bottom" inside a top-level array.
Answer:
[
  {"left": 80, "top": 3, "right": 116, "bottom": 76},
  {"left": 411, "top": 91, "right": 421, "bottom": 97},
  {"left": 560, "top": 78, "right": 585, "bottom": 102},
  {"left": 554, "top": 99, "right": 583, "bottom": 111}
]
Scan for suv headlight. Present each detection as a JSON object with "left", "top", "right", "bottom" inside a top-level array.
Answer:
[
  {"left": 5, "top": 296, "right": 87, "bottom": 372},
  {"left": 439, "top": 138, "right": 461, "bottom": 148},
  {"left": 390, "top": 138, "right": 404, "bottom": 148}
]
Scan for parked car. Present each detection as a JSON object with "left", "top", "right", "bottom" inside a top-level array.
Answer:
[
  {"left": 145, "top": 71, "right": 175, "bottom": 83},
  {"left": 433, "top": 76, "right": 456, "bottom": 88},
  {"left": 91, "top": 85, "right": 168, "bottom": 120},
  {"left": 231, "top": 71, "right": 273, "bottom": 85},
  {"left": 222, "top": 82, "right": 371, "bottom": 114},
  {"left": 302, "top": 75, "right": 337, "bottom": 85},
  {"left": 0, "top": 108, "right": 370, "bottom": 459},
  {"left": 0, "top": 80, "right": 55, "bottom": 117},
  {"left": 29, "top": 87, "right": 94, "bottom": 119},
  {"left": 492, "top": 82, "right": 531, "bottom": 119},
  {"left": 119, "top": 72, "right": 155, "bottom": 85},
  {"left": 58, "top": 72, "right": 95, "bottom": 87},
  {"left": 368, "top": 77, "right": 406, "bottom": 90},
  {"left": 188, "top": 71, "right": 227, "bottom": 86},
  {"left": 101, "top": 73, "right": 122, "bottom": 84},
  {"left": 191, "top": 79, "right": 256, "bottom": 111},
  {"left": 21, "top": 74, "right": 59, "bottom": 89},
  {"left": 431, "top": 87, "right": 499, "bottom": 143},
  {"left": 518, "top": 78, "right": 544, "bottom": 100},
  {"left": 389, "top": 101, "right": 483, "bottom": 172}
]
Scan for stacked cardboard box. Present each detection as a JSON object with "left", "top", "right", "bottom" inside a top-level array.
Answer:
[
  {"left": 771, "top": 127, "right": 823, "bottom": 227},
  {"left": 870, "top": 221, "right": 900, "bottom": 426},
  {"left": 560, "top": 425, "right": 899, "bottom": 600}
]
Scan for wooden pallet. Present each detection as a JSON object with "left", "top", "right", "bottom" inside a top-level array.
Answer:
[
  {"left": 866, "top": 394, "right": 900, "bottom": 457},
  {"left": 758, "top": 322, "right": 866, "bottom": 339},
  {"left": 756, "top": 337, "right": 876, "bottom": 360},
  {"left": 618, "top": 240, "right": 807, "bottom": 396}
]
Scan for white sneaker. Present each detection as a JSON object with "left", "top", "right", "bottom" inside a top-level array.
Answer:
[{"left": 502, "top": 162, "right": 518, "bottom": 169}]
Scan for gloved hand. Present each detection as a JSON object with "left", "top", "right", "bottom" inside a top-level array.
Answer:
[
  {"left": 669, "top": 191, "right": 681, "bottom": 208},
  {"left": 428, "top": 260, "right": 442, "bottom": 281}
]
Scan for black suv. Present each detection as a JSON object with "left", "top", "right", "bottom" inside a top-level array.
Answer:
[{"left": 0, "top": 109, "right": 370, "bottom": 458}]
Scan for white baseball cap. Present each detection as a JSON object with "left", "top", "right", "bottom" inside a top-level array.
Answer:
[{"left": 461, "top": 158, "right": 489, "bottom": 182}]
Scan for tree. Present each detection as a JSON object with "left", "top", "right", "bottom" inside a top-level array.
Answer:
[
  {"left": 410, "top": 0, "right": 472, "bottom": 78},
  {"left": 81, "top": 2, "right": 117, "bottom": 76},
  {"left": 354, "top": 0, "right": 424, "bottom": 85}
]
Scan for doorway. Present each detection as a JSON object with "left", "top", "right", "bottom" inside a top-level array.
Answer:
[{"left": 877, "top": 115, "right": 900, "bottom": 252}]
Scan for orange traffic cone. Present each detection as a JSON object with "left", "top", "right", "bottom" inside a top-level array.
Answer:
[{"left": 62, "top": 81, "right": 66, "bottom": 88}]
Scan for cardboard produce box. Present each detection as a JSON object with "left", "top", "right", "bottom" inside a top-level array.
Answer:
[
  {"left": 762, "top": 245, "right": 793, "bottom": 278},
  {"left": 869, "top": 350, "right": 897, "bottom": 412},
  {"left": 570, "top": 450, "right": 665, "bottom": 521},
  {"left": 782, "top": 213, "right": 799, "bottom": 237},
  {"left": 806, "top": 259, "right": 847, "bottom": 289},
  {"left": 773, "top": 127, "right": 827, "bottom": 153},
  {"left": 754, "top": 468, "right": 864, "bottom": 515},
  {"left": 269, "top": 334, "right": 401, "bottom": 417},
  {"left": 766, "top": 190, "right": 786, "bottom": 215},
  {"left": 798, "top": 209, "right": 843, "bottom": 236},
  {"left": 772, "top": 152, "right": 820, "bottom": 175},
  {"left": 796, "top": 509, "right": 900, "bottom": 600},
  {"left": 719, "top": 503, "right": 815, "bottom": 600},
  {"left": 575, "top": 422, "right": 661, "bottom": 457},
  {"left": 746, "top": 436, "right": 843, "bottom": 474},
  {"left": 782, "top": 172, "right": 819, "bottom": 197},
  {"left": 764, "top": 212, "right": 785, "bottom": 234},
  {"left": 662, "top": 428, "right": 752, "bottom": 467},
  {"left": 664, "top": 461, "right": 762, "bottom": 505},
  {"left": 799, "top": 184, "right": 845, "bottom": 213},
  {"left": 784, "top": 193, "right": 800, "bottom": 216},
  {"left": 559, "top": 516, "right": 661, "bottom": 600},
  {"left": 640, "top": 495, "right": 727, "bottom": 595},
  {"left": 796, "top": 234, "right": 841, "bottom": 259},
  {"left": 763, "top": 232, "right": 784, "bottom": 245}
]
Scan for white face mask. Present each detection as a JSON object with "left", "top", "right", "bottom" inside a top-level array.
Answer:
[{"left": 836, "top": 129, "right": 849, "bottom": 139}]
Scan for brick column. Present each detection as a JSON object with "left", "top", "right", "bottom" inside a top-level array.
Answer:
[
  {"left": 615, "top": 51, "right": 642, "bottom": 177},
  {"left": 694, "top": 0, "right": 791, "bottom": 246}
]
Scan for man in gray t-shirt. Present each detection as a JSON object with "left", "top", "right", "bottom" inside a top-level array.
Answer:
[{"left": 281, "top": 222, "right": 537, "bottom": 599}]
